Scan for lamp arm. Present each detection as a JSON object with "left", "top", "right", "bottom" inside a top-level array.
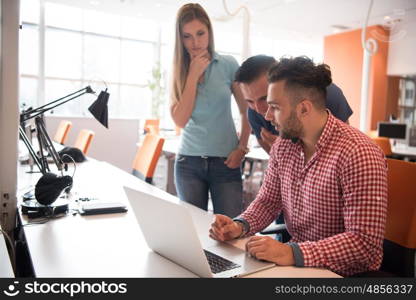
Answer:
[
  {"left": 35, "top": 117, "right": 63, "bottom": 173},
  {"left": 20, "top": 86, "right": 94, "bottom": 122},
  {"left": 21, "top": 91, "right": 93, "bottom": 122},
  {"left": 18, "top": 126, "right": 44, "bottom": 173}
]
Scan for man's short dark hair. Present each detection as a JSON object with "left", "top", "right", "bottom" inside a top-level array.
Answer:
[
  {"left": 268, "top": 56, "right": 332, "bottom": 109},
  {"left": 235, "top": 55, "right": 276, "bottom": 83}
]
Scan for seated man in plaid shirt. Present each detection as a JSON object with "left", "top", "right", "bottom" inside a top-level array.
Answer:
[{"left": 209, "top": 56, "right": 388, "bottom": 277}]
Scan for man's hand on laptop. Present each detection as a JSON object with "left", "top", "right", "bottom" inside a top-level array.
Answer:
[
  {"left": 209, "top": 214, "right": 242, "bottom": 241},
  {"left": 246, "top": 236, "right": 295, "bottom": 266}
]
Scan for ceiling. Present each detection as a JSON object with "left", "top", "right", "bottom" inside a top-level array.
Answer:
[{"left": 47, "top": 0, "right": 416, "bottom": 41}]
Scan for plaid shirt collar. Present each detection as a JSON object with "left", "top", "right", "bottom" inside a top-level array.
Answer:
[
  {"left": 295, "top": 110, "right": 336, "bottom": 155},
  {"left": 315, "top": 110, "right": 336, "bottom": 153}
]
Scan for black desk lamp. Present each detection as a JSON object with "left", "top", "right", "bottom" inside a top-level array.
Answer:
[{"left": 20, "top": 86, "right": 109, "bottom": 214}]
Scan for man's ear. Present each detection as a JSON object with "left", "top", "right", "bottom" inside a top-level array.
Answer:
[
  {"left": 298, "top": 100, "right": 312, "bottom": 117},
  {"left": 301, "top": 105, "right": 307, "bottom": 114}
]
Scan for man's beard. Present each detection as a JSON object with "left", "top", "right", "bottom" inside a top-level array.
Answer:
[{"left": 279, "top": 110, "right": 303, "bottom": 142}]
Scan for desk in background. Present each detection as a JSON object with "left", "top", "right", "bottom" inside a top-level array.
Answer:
[
  {"left": 392, "top": 144, "right": 416, "bottom": 160},
  {"left": 162, "top": 138, "right": 269, "bottom": 161},
  {"left": 17, "top": 159, "right": 339, "bottom": 278},
  {"left": 161, "top": 138, "right": 269, "bottom": 196}
]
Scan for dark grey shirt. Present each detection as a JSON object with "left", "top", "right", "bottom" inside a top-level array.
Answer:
[{"left": 248, "top": 83, "right": 353, "bottom": 139}]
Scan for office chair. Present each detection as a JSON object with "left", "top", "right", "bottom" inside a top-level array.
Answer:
[
  {"left": 132, "top": 134, "right": 165, "bottom": 184},
  {"left": 380, "top": 158, "right": 416, "bottom": 277},
  {"left": 144, "top": 119, "right": 160, "bottom": 135},
  {"left": 371, "top": 137, "right": 393, "bottom": 157},
  {"left": 53, "top": 120, "right": 72, "bottom": 145},
  {"left": 73, "top": 129, "right": 95, "bottom": 155},
  {"left": 367, "top": 130, "right": 378, "bottom": 138}
]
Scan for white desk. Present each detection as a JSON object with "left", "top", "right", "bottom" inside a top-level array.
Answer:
[
  {"left": 392, "top": 144, "right": 416, "bottom": 160},
  {"left": 0, "top": 233, "right": 14, "bottom": 277},
  {"left": 17, "top": 160, "right": 339, "bottom": 278}
]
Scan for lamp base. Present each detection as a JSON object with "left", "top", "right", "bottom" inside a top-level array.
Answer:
[{"left": 21, "top": 198, "right": 69, "bottom": 218}]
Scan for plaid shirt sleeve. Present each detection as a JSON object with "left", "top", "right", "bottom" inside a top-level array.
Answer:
[
  {"left": 297, "top": 142, "right": 388, "bottom": 276},
  {"left": 239, "top": 142, "right": 283, "bottom": 235}
]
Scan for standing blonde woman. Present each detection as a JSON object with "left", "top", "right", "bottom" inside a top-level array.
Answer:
[{"left": 170, "top": 3, "right": 250, "bottom": 217}]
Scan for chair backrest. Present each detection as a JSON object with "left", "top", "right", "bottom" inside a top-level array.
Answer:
[
  {"left": 371, "top": 137, "right": 392, "bottom": 156},
  {"left": 144, "top": 119, "right": 160, "bottom": 135},
  {"left": 132, "top": 134, "right": 165, "bottom": 184},
  {"left": 381, "top": 158, "right": 416, "bottom": 277},
  {"left": 53, "top": 120, "right": 72, "bottom": 145},
  {"left": 73, "top": 129, "right": 95, "bottom": 155},
  {"left": 367, "top": 130, "right": 378, "bottom": 139},
  {"left": 385, "top": 158, "right": 416, "bottom": 249}
]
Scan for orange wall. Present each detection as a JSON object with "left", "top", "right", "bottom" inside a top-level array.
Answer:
[{"left": 324, "top": 26, "right": 390, "bottom": 130}]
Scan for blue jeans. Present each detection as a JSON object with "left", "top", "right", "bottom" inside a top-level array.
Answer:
[{"left": 174, "top": 155, "right": 243, "bottom": 218}]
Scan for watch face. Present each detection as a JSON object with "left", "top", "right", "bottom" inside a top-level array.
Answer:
[{"left": 233, "top": 219, "right": 248, "bottom": 236}]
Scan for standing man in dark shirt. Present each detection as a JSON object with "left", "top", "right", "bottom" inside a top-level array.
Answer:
[{"left": 235, "top": 55, "right": 353, "bottom": 154}]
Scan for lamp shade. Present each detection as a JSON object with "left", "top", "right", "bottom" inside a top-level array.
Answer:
[{"left": 88, "top": 89, "right": 109, "bottom": 128}]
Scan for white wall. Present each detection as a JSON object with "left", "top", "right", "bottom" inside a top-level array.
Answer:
[
  {"left": 45, "top": 116, "right": 141, "bottom": 172},
  {"left": 387, "top": 10, "right": 416, "bottom": 76}
]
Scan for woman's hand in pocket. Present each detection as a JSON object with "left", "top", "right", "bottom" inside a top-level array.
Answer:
[{"left": 224, "top": 149, "right": 245, "bottom": 169}]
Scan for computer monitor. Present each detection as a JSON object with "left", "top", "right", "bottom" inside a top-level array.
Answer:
[{"left": 377, "top": 122, "right": 407, "bottom": 140}]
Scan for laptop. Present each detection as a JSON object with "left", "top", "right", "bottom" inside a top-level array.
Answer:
[{"left": 124, "top": 186, "right": 275, "bottom": 278}]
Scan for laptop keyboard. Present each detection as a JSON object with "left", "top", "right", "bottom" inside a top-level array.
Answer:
[{"left": 203, "top": 250, "right": 240, "bottom": 274}]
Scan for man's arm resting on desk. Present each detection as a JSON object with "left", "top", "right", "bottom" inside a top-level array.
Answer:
[
  {"left": 245, "top": 235, "right": 296, "bottom": 266},
  {"left": 210, "top": 214, "right": 300, "bottom": 267},
  {"left": 232, "top": 217, "right": 301, "bottom": 267}
]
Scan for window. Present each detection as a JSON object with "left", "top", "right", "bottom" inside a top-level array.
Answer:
[
  {"left": 399, "top": 78, "right": 416, "bottom": 126},
  {"left": 120, "top": 40, "right": 154, "bottom": 85},
  {"left": 20, "top": 0, "right": 39, "bottom": 24},
  {"left": 45, "top": 2, "right": 83, "bottom": 30},
  {"left": 19, "top": 1, "right": 160, "bottom": 119},
  {"left": 19, "top": 1, "right": 324, "bottom": 122},
  {"left": 44, "top": 79, "right": 83, "bottom": 115},
  {"left": 19, "top": 77, "right": 38, "bottom": 110},
  {"left": 20, "top": 0, "right": 40, "bottom": 110},
  {"left": 45, "top": 28, "right": 82, "bottom": 79},
  {"left": 19, "top": 25, "right": 39, "bottom": 76}
]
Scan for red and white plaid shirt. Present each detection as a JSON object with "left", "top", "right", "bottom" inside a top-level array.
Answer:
[{"left": 241, "top": 112, "right": 388, "bottom": 276}]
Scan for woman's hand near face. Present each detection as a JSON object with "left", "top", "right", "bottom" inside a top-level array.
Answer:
[{"left": 188, "top": 50, "right": 210, "bottom": 79}]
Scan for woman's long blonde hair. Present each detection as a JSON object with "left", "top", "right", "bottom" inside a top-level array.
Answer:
[{"left": 171, "top": 3, "right": 215, "bottom": 105}]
